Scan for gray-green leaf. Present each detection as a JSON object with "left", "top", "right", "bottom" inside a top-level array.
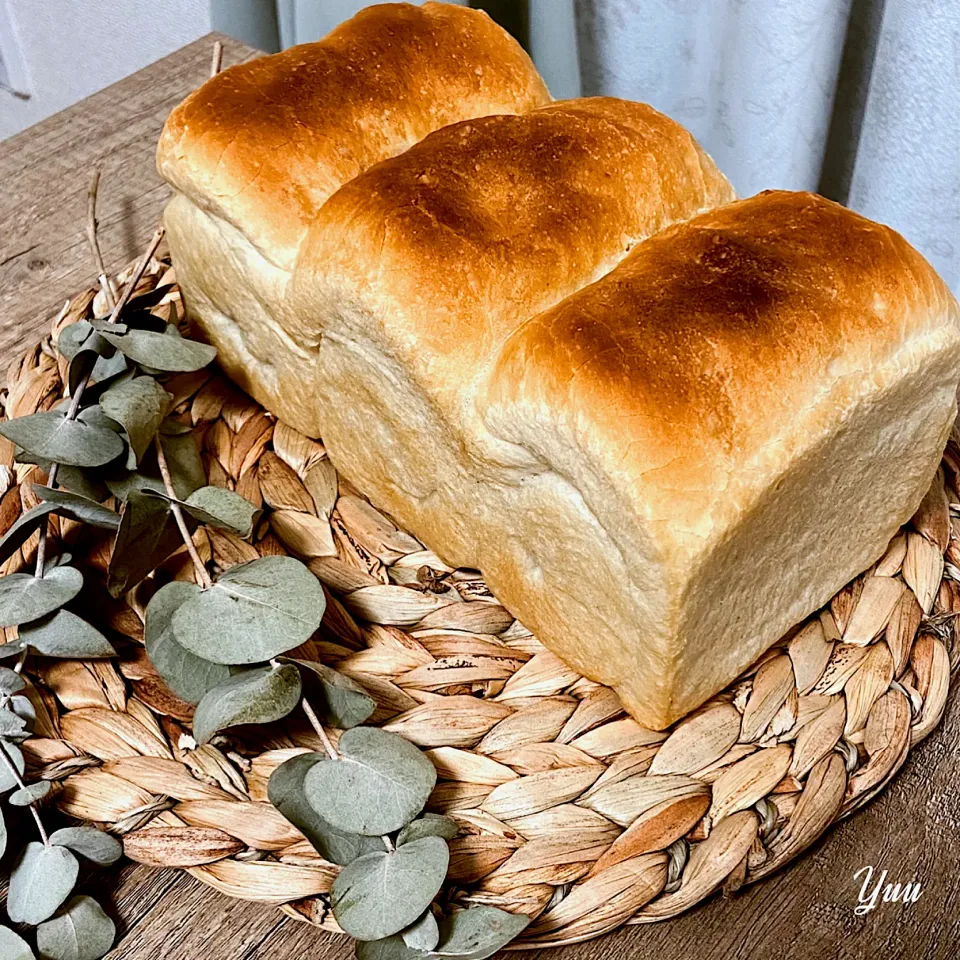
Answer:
[
  {"left": 284, "top": 659, "right": 375, "bottom": 729},
  {"left": 32, "top": 486, "right": 120, "bottom": 530},
  {"left": 0, "top": 665, "right": 25, "bottom": 694},
  {"left": 0, "top": 925, "right": 34, "bottom": 960},
  {"left": 172, "top": 556, "right": 325, "bottom": 665},
  {"left": 402, "top": 911, "right": 440, "bottom": 952},
  {"left": 0, "top": 806, "right": 5, "bottom": 860},
  {"left": 0, "top": 740, "right": 25, "bottom": 792},
  {"left": 432, "top": 907, "right": 530, "bottom": 960},
  {"left": 0, "top": 708, "right": 29, "bottom": 738},
  {"left": 158, "top": 430, "right": 205, "bottom": 499},
  {"left": 99, "top": 328, "right": 216, "bottom": 373},
  {"left": 144, "top": 486, "right": 260, "bottom": 539},
  {"left": 49, "top": 826, "right": 123, "bottom": 866},
  {"left": 267, "top": 752, "right": 383, "bottom": 866},
  {"left": 0, "top": 412, "right": 124, "bottom": 468},
  {"left": 144, "top": 581, "right": 229, "bottom": 704},
  {"left": 397, "top": 815, "right": 459, "bottom": 847},
  {"left": 185, "top": 486, "right": 260, "bottom": 538},
  {"left": 20, "top": 610, "right": 116, "bottom": 658},
  {"left": 332, "top": 836, "right": 449, "bottom": 941},
  {"left": 0, "top": 503, "right": 57, "bottom": 566},
  {"left": 304, "top": 727, "right": 437, "bottom": 836},
  {"left": 99, "top": 377, "right": 170, "bottom": 465},
  {"left": 7, "top": 841, "right": 79, "bottom": 925},
  {"left": 9, "top": 780, "right": 51, "bottom": 805},
  {"left": 36, "top": 895, "right": 115, "bottom": 960},
  {"left": 356, "top": 936, "right": 425, "bottom": 960},
  {"left": 192, "top": 663, "right": 302, "bottom": 744},
  {"left": 57, "top": 322, "right": 95, "bottom": 362},
  {"left": 107, "top": 491, "right": 193, "bottom": 597},
  {"left": 0, "top": 566, "right": 83, "bottom": 628}
]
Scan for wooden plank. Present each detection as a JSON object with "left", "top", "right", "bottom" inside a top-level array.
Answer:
[{"left": 1, "top": 31, "right": 958, "bottom": 960}]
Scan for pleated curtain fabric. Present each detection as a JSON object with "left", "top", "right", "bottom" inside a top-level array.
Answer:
[{"left": 572, "top": 0, "right": 960, "bottom": 291}]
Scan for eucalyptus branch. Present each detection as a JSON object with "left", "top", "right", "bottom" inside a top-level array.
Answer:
[
  {"left": 154, "top": 435, "right": 213, "bottom": 589},
  {"left": 35, "top": 222, "right": 165, "bottom": 580}
]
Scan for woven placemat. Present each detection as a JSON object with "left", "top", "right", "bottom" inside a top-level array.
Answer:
[{"left": 6, "top": 249, "right": 958, "bottom": 949}]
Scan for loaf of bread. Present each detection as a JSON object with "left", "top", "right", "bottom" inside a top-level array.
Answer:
[{"left": 158, "top": 3, "right": 960, "bottom": 729}]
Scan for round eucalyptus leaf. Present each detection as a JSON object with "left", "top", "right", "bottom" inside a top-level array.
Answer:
[
  {"left": 432, "top": 907, "right": 530, "bottom": 959},
  {"left": 172, "top": 556, "right": 325, "bottom": 665},
  {"left": 267, "top": 752, "right": 383, "bottom": 866},
  {"left": 283, "top": 659, "right": 375, "bottom": 729},
  {"left": 56, "top": 322, "right": 94, "bottom": 361},
  {"left": 9, "top": 780, "right": 51, "bottom": 806},
  {"left": 0, "top": 411, "right": 124, "bottom": 467},
  {"left": 0, "top": 566, "right": 84, "bottom": 628},
  {"left": 99, "top": 328, "right": 216, "bottom": 373},
  {"left": 32, "top": 486, "right": 120, "bottom": 530},
  {"left": 0, "top": 503, "right": 58, "bottom": 566},
  {"left": 157, "top": 430, "right": 206, "bottom": 499},
  {"left": 103, "top": 469, "right": 165, "bottom": 503},
  {"left": 0, "top": 740, "right": 25, "bottom": 792},
  {"left": 304, "top": 726, "right": 437, "bottom": 836},
  {"left": 20, "top": 610, "right": 116, "bottom": 658},
  {"left": 0, "top": 665, "right": 25, "bottom": 695},
  {"left": 10, "top": 693, "right": 36, "bottom": 731},
  {"left": 331, "top": 836, "right": 449, "bottom": 941},
  {"left": 397, "top": 814, "right": 459, "bottom": 847},
  {"left": 356, "top": 936, "right": 426, "bottom": 960},
  {"left": 98, "top": 377, "right": 171, "bottom": 465},
  {"left": 0, "top": 925, "right": 34, "bottom": 960},
  {"left": 0, "top": 708, "right": 29, "bottom": 738},
  {"left": 36, "top": 895, "right": 115, "bottom": 960},
  {"left": 144, "top": 581, "right": 229, "bottom": 704},
  {"left": 49, "top": 826, "right": 123, "bottom": 866},
  {"left": 0, "top": 640, "right": 26, "bottom": 660},
  {"left": 7, "top": 841, "right": 79, "bottom": 925},
  {"left": 143, "top": 486, "right": 260, "bottom": 539},
  {"left": 402, "top": 911, "right": 440, "bottom": 952},
  {"left": 185, "top": 486, "right": 260, "bottom": 538},
  {"left": 107, "top": 491, "right": 191, "bottom": 598},
  {"left": 192, "top": 663, "right": 302, "bottom": 744}
]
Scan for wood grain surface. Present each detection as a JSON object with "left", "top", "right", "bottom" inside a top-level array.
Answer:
[{"left": 0, "top": 33, "right": 957, "bottom": 960}]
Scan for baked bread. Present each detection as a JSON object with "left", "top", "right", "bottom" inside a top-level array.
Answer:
[
  {"left": 158, "top": 4, "right": 960, "bottom": 729},
  {"left": 156, "top": 1, "right": 550, "bottom": 415}
]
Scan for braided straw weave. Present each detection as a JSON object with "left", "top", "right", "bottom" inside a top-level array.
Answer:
[{"left": 5, "top": 250, "right": 959, "bottom": 948}]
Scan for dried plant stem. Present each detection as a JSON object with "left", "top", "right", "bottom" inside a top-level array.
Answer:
[
  {"left": 298, "top": 694, "right": 396, "bottom": 853},
  {"left": 154, "top": 436, "right": 212, "bottom": 589},
  {"left": 300, "top": 696, "right": 338, "bottom": 761},
  {"left": 86, "top": 169, "right": 117, "bottom": 310},
  {"left": 0, "top": 742, "right": 48, "bottom": 844},
  {"left": 103, "top": 226, "right": 165, "bottom": 327},
  {"left": 210, "top": 40, "right": 223, "bottom": 78}
]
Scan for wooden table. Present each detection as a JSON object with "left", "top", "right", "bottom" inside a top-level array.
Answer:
[{"left": 1, "top": 32, "right": 958, "bottom": 960}]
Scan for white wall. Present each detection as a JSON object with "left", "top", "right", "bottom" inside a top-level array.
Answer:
[{"left": 0, "top": 0, "right": 211, "bottom": 140}]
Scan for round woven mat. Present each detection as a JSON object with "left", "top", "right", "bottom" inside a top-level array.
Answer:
[{"left": 6, "top": 249, "right": 959, "bottom": 949}]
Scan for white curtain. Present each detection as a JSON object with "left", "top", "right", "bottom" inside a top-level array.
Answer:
[{"left": 572, "top": 0, "right": 960, "bottom": 291}]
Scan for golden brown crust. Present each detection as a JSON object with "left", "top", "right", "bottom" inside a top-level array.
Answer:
[
  {"left": 156, "top": 2, "right": 549, "bottom": 268},
  {"left": 484, "top": 190, "right": 958, "bottom": 548},
  {"left": 293, "top": 97, "right": 735, "bottom": 382}
]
